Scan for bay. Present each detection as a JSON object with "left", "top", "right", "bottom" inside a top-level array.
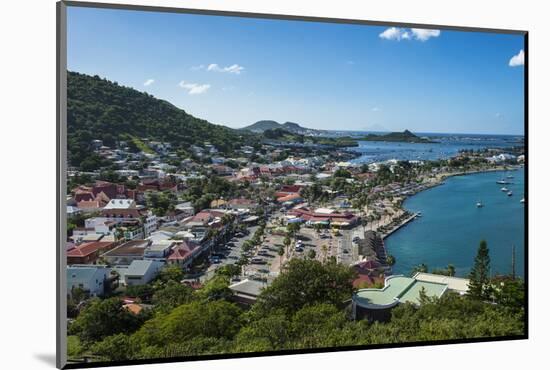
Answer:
[{"left": 385, "top": 167, "right": 525, "bottom": 278}]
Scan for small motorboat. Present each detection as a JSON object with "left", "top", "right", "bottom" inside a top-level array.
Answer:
[
  {"left": 476, "top": 201, "right": 484, "bottom": 208},
  {"left": 501, "top": 187, "right": 508, "bottom": 192},
  {"left": 507, "top": 191, "right": 513, "bottom": 196},
  {"left": 520, "top": 198, "right": 525, "bottom": 203}
]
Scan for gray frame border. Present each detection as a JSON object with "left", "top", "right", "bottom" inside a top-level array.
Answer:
[
  {"left": 57, "top": 1, "right": 68, "bottom": 368},
  {"left": 56, "top": 1, "right": 528, "bottom": 369}
]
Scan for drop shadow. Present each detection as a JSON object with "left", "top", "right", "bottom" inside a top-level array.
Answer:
[{"left": 34, "top": 353, "right": 57, "bottom": 367}]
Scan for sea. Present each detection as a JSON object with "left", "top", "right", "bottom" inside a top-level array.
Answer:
[
  {"left": 384, "top": 167, "right": 525, "bottom": 278},
  {"left": 342, "top": 132, "right": 523, "bottom": 164}
]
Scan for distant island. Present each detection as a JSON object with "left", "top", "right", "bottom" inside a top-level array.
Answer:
[
  {"left": 357, "top": 130, "right": 436, "bottom": 144},
  {"left": 243, "top": 120, "right": 436, "bottom": 144},
  {"left": 263, "top": 128, "right": 358, "bottom": 147},
  {"left": 241, "top": 120, "right": 326, "bottom": 136}
]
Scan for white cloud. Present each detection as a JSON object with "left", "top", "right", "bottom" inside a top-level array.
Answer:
[
  {"left": 178, "top": 81, "right": 211, "bottom": 95},
  {"left": 207, "top": 63, "right": 245, "bottom": 74},
  {"left": 380, "top": 27, "right": 440, "bottom": 41},
  {"left": 411, "top": 28, "right": 441, "bottom": 41},
  {"left": 143, "top": 79, "right": 155, "bottom": 86},
  {"left": 379, "top": 27, "right": 407, "bottom": 41},
  {"left": 509, "top": 49, "right": 524, "bottom": 67}
]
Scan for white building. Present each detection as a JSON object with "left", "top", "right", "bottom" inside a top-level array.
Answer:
[{"left": 67, "top": 265, "right": 110, "bottom": 297}]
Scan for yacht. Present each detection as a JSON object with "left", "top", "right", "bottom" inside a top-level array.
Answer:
[
  {"left": 507, "top": 191, "right": 513, "bottom": 196},
  {"left": 496, "top": 179, "right": 510, "bottom": 185},
  {"left": 501, "top": 187, "right": 508, "bottom": 192},
  {"left": 520, "top": 198, "right": 525, "bottom": 203},
  {"left": 476, "top": 201, "right": 484, "bottom": 208}
]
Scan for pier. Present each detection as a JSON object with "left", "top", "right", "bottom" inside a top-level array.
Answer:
[{"left": 381, "top": 212, "right": 419, "bottom": 240}]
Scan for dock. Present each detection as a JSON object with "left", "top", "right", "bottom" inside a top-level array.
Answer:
[{"left": 381, "top": 212, "right": 419, "bottom": 240}]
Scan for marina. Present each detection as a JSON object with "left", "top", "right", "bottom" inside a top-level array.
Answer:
[{"left": 385, "top": 167, "right": 525, "bottom": 278}]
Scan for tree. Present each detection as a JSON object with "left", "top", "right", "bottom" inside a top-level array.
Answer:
[
  {"left": 412, "top": 263, "right": 428, "bottom": 274},
  {"left": 468, "top": 240, "right": 491, "bottom": 300},
  {"left": 91, "top": 333, "right": 135, "bottom": 361},
  {"left": 125, "top": 284, "right": 155, "bottom": 302},
  {"left": 283, "top": 236, "right": 291, "bottom": 257},
  {"left": 157, "top": 265, "right": 184, "bottom": 284},
  {"left": 132, "top": 300, "right": 243, "bottom": 348},
  {"left": 253, "top": 258, "right": 357, "bottom": 316},
  {"left": 215, "top": 264, "right": 241, "bottom": 279},
  {"left": 307, "top": 249, "right": 317, "bottom": 260},
  {"left": 152, "top": 281, "right": 194, "bottom": 313},
  {"left": 69, "top": 298, "right": 146, "bottom": 344},
  {"left": 195, "top": 275, "right": 233, "bottom": 301},
  {"left": 277, "top": 246, "right": 285, "bottom": 271},
  {"left": 321, "top": 244, "right": 328, "bottom": 262},
  {"left": 386, "top": 255, "right": 396, "bottom": 266}
]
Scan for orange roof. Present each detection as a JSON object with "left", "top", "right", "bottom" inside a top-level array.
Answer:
[
  {"left": 123, "top": 303, "right": 143, "bottom": 315},
  {"left": 277, "top": 193, "right": 302, "bottom": 203},
  {"left": 67, "top": 241, "right": 115, "bottom": 258}
]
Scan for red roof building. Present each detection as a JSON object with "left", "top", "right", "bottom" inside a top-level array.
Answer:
[{"left": 67, "top": 241, "right": 116, "bottom": 264}]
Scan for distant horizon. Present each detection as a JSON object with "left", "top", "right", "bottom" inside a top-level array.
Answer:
[{"left": 68, "top": 7, "right": 525, "bottom": 136}]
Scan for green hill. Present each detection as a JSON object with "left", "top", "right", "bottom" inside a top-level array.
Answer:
[
  {"left": 67, "top": 71, "right": 254, "bottom": 167},
  {"left": 359, "top": 130, "right": 435, "bottom": 143},
  {"left": 241, "top": 120, "right": 324, "bottom": 135}
]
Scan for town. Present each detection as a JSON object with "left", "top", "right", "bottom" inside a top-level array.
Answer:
[{"left": 67, "top": 134, "right": 525, "bottom": 314}]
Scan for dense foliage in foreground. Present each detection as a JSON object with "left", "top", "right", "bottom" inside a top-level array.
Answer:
[{"left": 68, "top": 258, "right": 525, "bottom": 362}]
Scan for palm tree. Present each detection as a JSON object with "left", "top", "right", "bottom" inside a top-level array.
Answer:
[
  {"left": 321, "top": 244, "right": 328, "bottom": 262},
  {"left": 283, "top": 236, "right": 291, "bottom": 258},
  {"left": 277, "top": 245, "right": 285, "bottom": 272},
  {"left": 447, "top": 264, "right": 456, "bottom": 277}
]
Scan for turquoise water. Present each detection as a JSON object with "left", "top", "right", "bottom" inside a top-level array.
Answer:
[{"left": 385, "top": 167, "right": 525, "bottom": 278}]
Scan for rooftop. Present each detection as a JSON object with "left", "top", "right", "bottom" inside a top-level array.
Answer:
[
  {"left": 104, "top": 199, "right": 136, "bottom": 210},
  {"left": 229, "top": 279, "right": 267, "bottom": 298},
  {"left": 102, "top": 239, "right": 150, "bottom": 257},
  {"left": 125, "top": 260, "right": 162, "bottom": 277},
  {"left": 354, "top": 275, "right": 448, "bottom": 309}
]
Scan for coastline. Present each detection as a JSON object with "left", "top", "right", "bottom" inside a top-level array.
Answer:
[
  {"left": 380, "top": 165, "right": 525, "bottom": 277},
  {"left": 379, "top": 165, "right": 524, "bottom": 241}
]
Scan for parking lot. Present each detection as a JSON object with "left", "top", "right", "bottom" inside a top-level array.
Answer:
[{"left": 199, "top": 220, "right": 365, "bottom": 283}]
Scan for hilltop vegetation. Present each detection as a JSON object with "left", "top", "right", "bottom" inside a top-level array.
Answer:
[{"left": 67, "top": 72, "right": 256, "bottom": 167}]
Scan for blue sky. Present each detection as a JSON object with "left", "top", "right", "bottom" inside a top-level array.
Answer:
[{"left": 67, "top": 6, "right": 525, "bottom": 135}]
